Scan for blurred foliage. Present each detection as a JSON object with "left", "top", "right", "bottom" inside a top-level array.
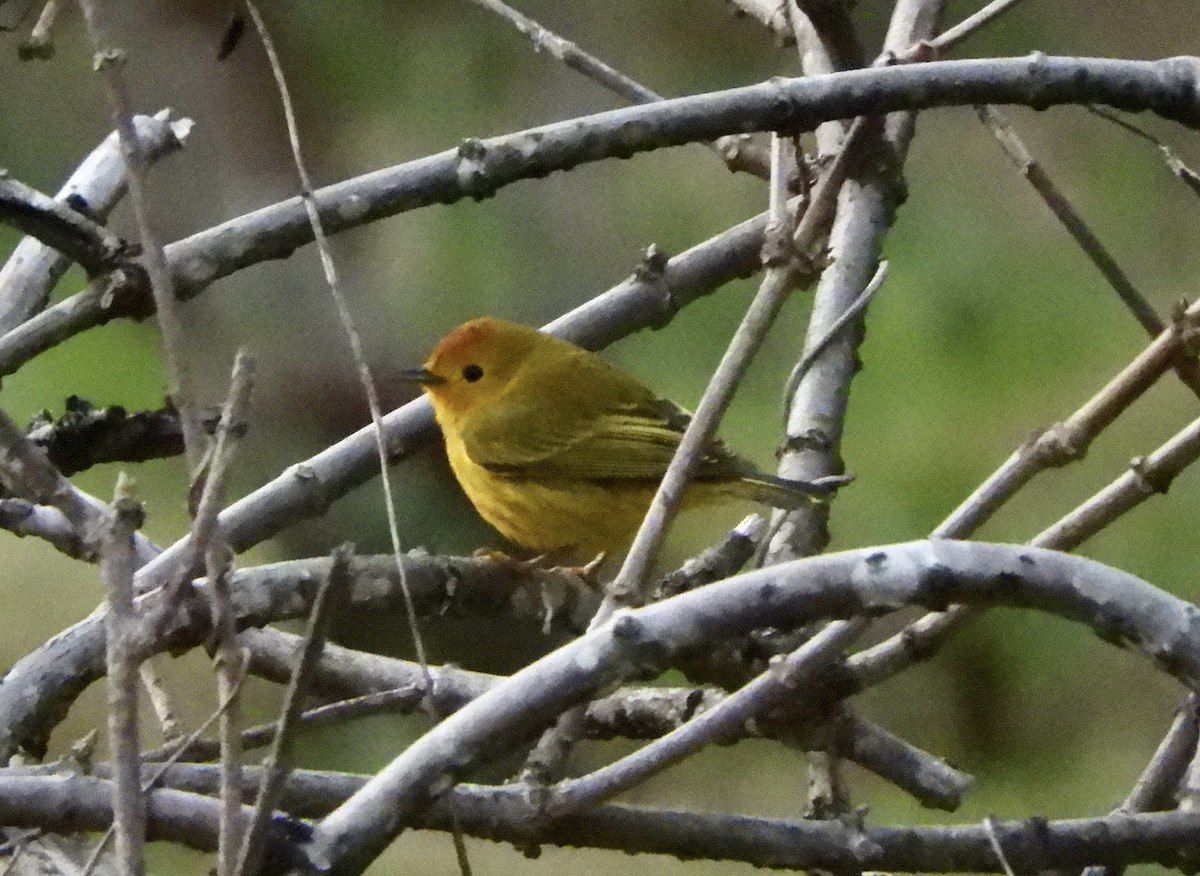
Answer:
[{"left": 2, "top": 0, "right": 1200, "bottom": 872}]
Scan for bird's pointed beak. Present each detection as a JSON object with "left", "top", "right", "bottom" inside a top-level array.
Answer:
[{"left": 396, "top": 367, "right": 447, "bottom": 386}]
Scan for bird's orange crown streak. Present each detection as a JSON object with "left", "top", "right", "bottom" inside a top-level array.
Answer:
[{"left": 409, "top": 317, "right": 846, "bottom": 555}]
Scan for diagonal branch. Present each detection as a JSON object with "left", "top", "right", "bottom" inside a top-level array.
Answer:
[
  {"left": 938, "top": 301, "right": 1200, "bottom": 539},
  {"left": 976, "top": 103, "right": 1200, "bottom": 397},
  {"left": 0, "top": 173, "right": 131, "bottom": 277},
  {"left": 541, "top": 618, "right": 870, "bottom": 819}
]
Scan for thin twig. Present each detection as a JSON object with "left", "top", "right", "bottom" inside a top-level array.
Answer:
[
  {"left": 98, "top": 472, "right": 145, "bottom": 876},
  {"left": 241, "top": 0, "right": 433, "bottom": 695},
  {"left": 937, "top": 300, "right": 1200, "bottom": 539},
  {"left": 782, "top": 259, "right": 889, "bottom": 415},
  {"left": 140, "top": 687, "right": 425, "bottom": 763},
  {"left": 187, "top": 350, "right": 256, "bottom": 876},
  {"left": 460, "top": 0, "right": 771, "bottom": 179},
  {"left": 745, "top": 0, "right": 1025, "bottom": 59},
  {"left": 976, "top": 104, "right": 1200, "bottom": 397},
  {"left": 212, "top": 557, "right": 245, "bottom": 876},
  {"left": 75, "top": 0, "right": 205, "bottom": 469},
  {"left": 983, "top": 816, "right": 1018, "bottom": 876},
  {"left": 1085, "top": 105, "right": 1200, "bottom": 199},
  {"left": 653, "top": 514, "right": 765, "bottom": 599},
  {"left": 84, "top": 656, "right": 251, "bottom": 873},
  {"left": 145, "top": 660, "right": 252, "bottom": 787},
  {"left": 1032, "top": 409, "right": 1200, "bottom": 551},
  {"left": 923, "top": 0, "right": 1032, "bottom": 55},
  {"left": 830, "top": 712, "right": 973, "bottom": 810},
  {"left": 138, "top": 659, "right": 183, "bottom": 742},
  {"left": 604, "top": 133, "right": 799, "bottom": 614},
  {"left": 1083, "top": 694, "right": 1200, "bottom": 876},
  {"left": 464, "top": 0, "right": 657, "bottom": 104},
  {"left": 233, "top": 544, "right": 352, "bottom": 876},
  {"left": 1119, "top": 695, "right": 1200, "bottom": 813},
  {"left": 448, "top": 817, "right": 474, "bottom": 876},
  {"left": 187, "top": 351, "right": 255, "bottom": 566}
]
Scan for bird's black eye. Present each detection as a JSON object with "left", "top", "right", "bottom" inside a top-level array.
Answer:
[{"left": 462, "top": 364, "right": 484, "bottom": 383}]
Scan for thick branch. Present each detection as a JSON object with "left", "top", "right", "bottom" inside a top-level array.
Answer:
[
  {"left": 302, "top": 540, "right": 1200, "bottom": 873},
  {"left": 1, "top": 770, "right": 1199, "bottom": 871},
  {"left": 0, "top": 56, "right": 1195, "bottom": 378},
  {"left": 0, "top": 553, "right": 596, "bottom": 761}
]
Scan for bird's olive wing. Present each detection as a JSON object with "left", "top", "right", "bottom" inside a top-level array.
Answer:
[{"left": 460, "top": 350, "right": 748, "bottom": 482}]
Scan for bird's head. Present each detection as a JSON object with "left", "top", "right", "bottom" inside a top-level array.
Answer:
[{"left": 402, "top": 317, "right": 542, "bottom": 421}]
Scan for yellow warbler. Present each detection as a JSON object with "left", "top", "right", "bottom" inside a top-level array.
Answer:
[{"left": 403, "top": 317, "right": 847, "bottom": 555}]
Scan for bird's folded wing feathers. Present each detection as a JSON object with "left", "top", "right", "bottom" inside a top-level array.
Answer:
[
  {"left": 470, "top": 408, "right": 749, "bottom": 481},
  {"left": 459, "top": 351, "right": 747, "bottom": 482}
]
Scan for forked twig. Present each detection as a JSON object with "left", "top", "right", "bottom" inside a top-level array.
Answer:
[
  {"left": 849, "top": 305, "right": 1200, "bottom": 689},
  {"left": 938, "top": 301, "right": 1200, "bottom": 539}
]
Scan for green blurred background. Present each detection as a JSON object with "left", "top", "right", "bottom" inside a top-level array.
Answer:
[{"left": 2, "top": 0, "right": 1200, "bottom": 872}]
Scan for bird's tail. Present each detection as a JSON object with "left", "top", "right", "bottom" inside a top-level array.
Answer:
[{"left": 738, "top": 471, "right": 854, "bottom": 510}]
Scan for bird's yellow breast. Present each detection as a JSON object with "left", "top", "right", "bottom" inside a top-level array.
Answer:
[{"left": 442, "top": 425, "right": 659, "bottom": 554}]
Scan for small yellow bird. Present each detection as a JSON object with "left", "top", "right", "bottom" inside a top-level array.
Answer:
[{"left": 403, "top": 317, "right": 848, "bottom": 555}]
